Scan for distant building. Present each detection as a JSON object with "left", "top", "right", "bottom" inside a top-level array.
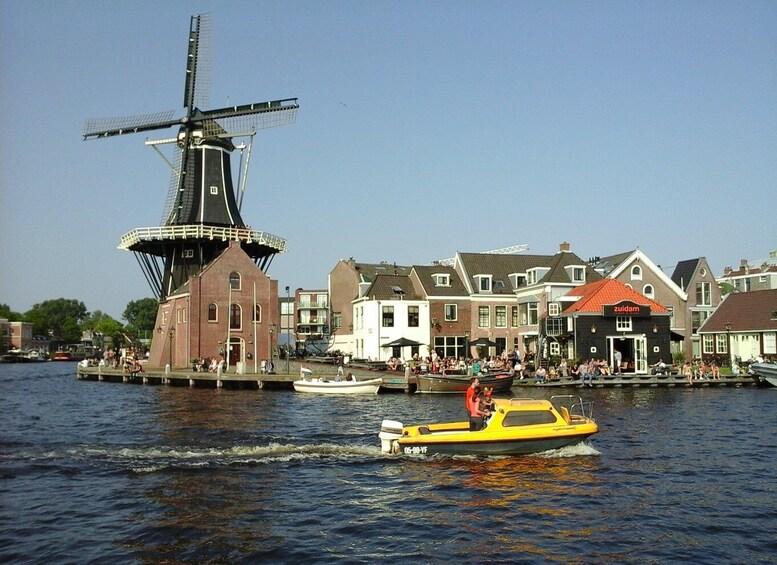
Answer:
[
  {"left": 328, "top": 259, "right": 411, "bottom": 353},
  {"left": 698, "top": 288, "right": 777, "bottom": 363},
  {"left": 352, "top": 274, "right": 430, "bottom": 362},
  {"left": 717, "top": 251, "right": 777, "bottom": 293},
  {"left": 294, "top": 289, "right": 328, "bottom": 354}
]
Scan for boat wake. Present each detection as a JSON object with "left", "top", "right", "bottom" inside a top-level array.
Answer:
[
  {"left": 111, "top": 443, "right": 386, "bottom": 473},
  {"left": 534, "top": 441, "right": 600, "bottom": 458}
]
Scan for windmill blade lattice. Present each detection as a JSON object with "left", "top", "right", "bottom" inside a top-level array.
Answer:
[
  {"left": 184, "top": 12, "right": 211, "bottom": 112},
  {"left": 83, "top": 110, "right": 178, "bottom": 139}
]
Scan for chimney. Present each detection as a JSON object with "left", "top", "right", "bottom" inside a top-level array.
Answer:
[
  {"left": 559, "top": 242, "right": 571, "bottom": 253},
  {"left": 740, "top": 259, "right": 748, "bottom": 267}
]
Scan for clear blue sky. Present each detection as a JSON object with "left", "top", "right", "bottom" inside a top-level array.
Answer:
[{"left": 2, "top": 1, "right": 776, "bottom": 320}]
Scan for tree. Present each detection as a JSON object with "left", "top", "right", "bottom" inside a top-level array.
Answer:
[
  {"left": 123, "top": 298, "right": 159, "bottom": 334},
  {"left": 0, "top": 303, "right": 23, "bottom": 321},
  {"left": 24, "top": 298, "right": 88, "bottom": 341}
]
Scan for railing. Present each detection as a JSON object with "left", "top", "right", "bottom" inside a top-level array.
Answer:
[{"left": 118, "top": 225, "right": 287, "bottom": 252}]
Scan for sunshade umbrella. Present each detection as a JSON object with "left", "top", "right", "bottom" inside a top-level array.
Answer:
[
  {"left": 468, "top": 337, "right": 498, "bottom": 348},
  {"left": 382, "top": 337, "right": 424, "bottom": 348}
]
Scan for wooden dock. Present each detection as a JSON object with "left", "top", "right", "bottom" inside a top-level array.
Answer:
[
  {"left": 75, "top": 363, "right": 755, "bottom": 391},
  {"left": 522, "top": 373, "right": 756, "bottom": 388},
  {"left": 76, "top": 360, "right": 417, "bottom": 392}
]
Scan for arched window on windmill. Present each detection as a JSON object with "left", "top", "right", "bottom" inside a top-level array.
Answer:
[{"left": 230, "top": 304, "right": 242, "bottom": 330}]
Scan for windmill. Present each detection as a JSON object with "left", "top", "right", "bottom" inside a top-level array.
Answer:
[{"left": 84, "top": 13, "right": 298, "bottom": 301}]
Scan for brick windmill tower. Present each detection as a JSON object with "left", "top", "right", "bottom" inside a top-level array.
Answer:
[{"left": 84, "top": 14, "right": 298, "bottom": 369}]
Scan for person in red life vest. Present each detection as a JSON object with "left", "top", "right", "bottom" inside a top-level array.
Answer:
[
  {"left": 468, "top": 386, "right": 488, "bottom": 431},
  {"left": 465, "top": 376, "right": 480, "bottom": 420}
]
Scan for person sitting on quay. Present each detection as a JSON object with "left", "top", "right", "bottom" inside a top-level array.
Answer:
[
  {"left": 578, "top": 360, "right": 589, "bottom": 385},
  {"left": 652, "top": 359, "right": 668, "bottom": 375},
  {"left": 710, "top": 361, "right": 721, "bottom": 380},
  {"left": 534, "top": 366, "right": 547, "bottom": 384},
  {"left": 683, "top": 361, "right": 693, "bottom": 386}
]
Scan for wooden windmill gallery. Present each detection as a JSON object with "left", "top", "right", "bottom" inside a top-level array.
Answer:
[{"left": 84, "top": 14, "right": 298, "bottom": 371}]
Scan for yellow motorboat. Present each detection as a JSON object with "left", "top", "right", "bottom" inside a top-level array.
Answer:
[{"left": 379, "top": 395, "right": 598, "bottom": 456}]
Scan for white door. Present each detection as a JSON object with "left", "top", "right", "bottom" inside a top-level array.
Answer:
[{"left": 635, "top": 337, "right": 647, "bottom": 374}]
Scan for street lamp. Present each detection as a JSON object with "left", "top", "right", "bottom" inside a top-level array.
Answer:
[
  {"left": 156, "top": 326, "right": 174, "bottom": 368},
  {"left": 269, "top": 323, "right": 276, "bottom": 373},
  {"left": 286, "top": 286, "right": 291, "bottom": 374},
  {"left": 725, "top": 321, "right": 732, "bottom": 365}
]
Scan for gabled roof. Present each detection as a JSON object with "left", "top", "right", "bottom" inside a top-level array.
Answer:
[
  {"left": 359, "top": 274, "right": 421, "bottom": 301},
  {"left": 699, "top": 289, "right": 777, "bottom": 333},
  {"left": 563, "top": 278, "right": 669, "bottom": 314},
  {"left": 593, "top": 251, "right": 633, "bottom": 276},
  {"left": 354, "top": 262, "right": 412, "bottom": 283},
  {"left": 411, "top": 265, "right": 469, "bottom": 297},
  {"left": 671, "top": 258, "right": 700, "bottom": 291},
  {"left": 606, "top": 249, "right": 687, "bottom": 301},
  {"left": 456, "top": 250, "right": 600, "bottom": 293}
]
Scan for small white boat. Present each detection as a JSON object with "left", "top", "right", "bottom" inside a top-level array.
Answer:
[
  {"left": 749, "top": 362, "right": 777, "bottom": 387},
  {"left": 293, "top": 376, "right": 383, "bottom": 394}
]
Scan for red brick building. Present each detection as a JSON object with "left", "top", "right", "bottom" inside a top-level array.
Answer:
[{"left": 148, "top": 242, "right": 278, "bottom": 371}]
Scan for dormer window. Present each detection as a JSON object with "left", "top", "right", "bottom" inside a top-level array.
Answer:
[
  {"left": 391, "top": 285, "right": 405, "bottom": 296},
  {"left": 565, "top": 265, "right": 586, "bottom": 283},
  {"left": 432, "top": 273, "right": 450, "bottom": 287},
  {"left": 476, "top": 275, "right": 492, "bottom": 293},
  {"left": 509, "top": 273, "right": 527, "bottom": 288}
]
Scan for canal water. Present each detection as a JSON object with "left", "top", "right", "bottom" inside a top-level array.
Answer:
[{"left": 1, "top": 362, "right": 775, "bottom": 564}]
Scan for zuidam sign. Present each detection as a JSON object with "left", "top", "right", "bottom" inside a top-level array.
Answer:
[{"left": 602, "top": 300, "right": 650, "bottom": 318}]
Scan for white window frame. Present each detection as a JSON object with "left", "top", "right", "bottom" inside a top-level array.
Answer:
[
  {"left": 631, "top": 266, "right": 642, "bottom": 281},
  {"left": 495, "top": 306, "right": 506, "bottom": 328},
  {"left": 548, "top": 303, "right": 560, "bottom": 316},
  {"left": 478, "top": 306, "right": 490, "bottom": 328},
  {"left": 444, "top": 303, "right": 457, "bottom": 322},
  {"left": 616, "top": 316, "right": 632, "bottom": 332}
]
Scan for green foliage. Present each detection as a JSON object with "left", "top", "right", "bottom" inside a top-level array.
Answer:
[
  {"left": 0, "top": 303, "right": 23, "bottom": 321},
  {"left": 718, "top": 281, "right": 736, "bottom": 296},
  {"left": 24, "top": 298, "right": 88, "bottom": 341},
  {"left": 672, "top": 351, "right": 686, "bottom": 365},
  {"left": 123, "top": 298, "right": 158, "bottom": 333}
]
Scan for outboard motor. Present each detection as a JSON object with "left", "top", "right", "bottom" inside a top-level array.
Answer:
[{"left": 378, "top": 419, "right": 403, "bottom": 453}]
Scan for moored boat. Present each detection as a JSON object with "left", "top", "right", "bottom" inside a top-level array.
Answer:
[
  {"left": 749, "top": 362, "right": 777, "bottom": 387},
  {"left": 415, "top": 372, "right": 514, "bottom": 394},
  {"left": 52, "top": 351, "right": 75, "bottom": 361},
  {"left": 379, "top": 395, "right": 598, "bottom": 456},
  {"left": 293, "top": 376, "right": 383, "bottom": 394}
]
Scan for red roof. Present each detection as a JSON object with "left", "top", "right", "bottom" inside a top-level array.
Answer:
[{"left": 564, "top": 278, "right": 669, "bottom": 314}]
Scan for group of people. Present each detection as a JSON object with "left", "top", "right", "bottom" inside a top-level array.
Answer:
[
  {"left": 384, "top": 348, "right": 533, "bottom": 377},
  {"left": 681, "top": 360, "right": 723, "bottom": 384},
  {"left": 465, "top": 376, "right": 496, "bottom": 431},
  {"left": 192, "top": 356, "right": 226, "bottom": 373}
]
